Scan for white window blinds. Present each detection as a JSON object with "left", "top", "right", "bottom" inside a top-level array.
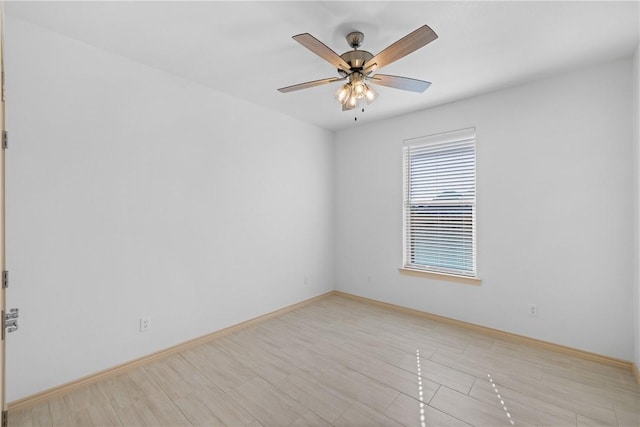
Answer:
[{"left": 403, "top": 127, "right": 476, "bottom": 277}]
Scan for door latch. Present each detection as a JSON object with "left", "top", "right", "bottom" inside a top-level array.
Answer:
[{"left": 4, "top": 308, "right": 19, "bottom": 333}]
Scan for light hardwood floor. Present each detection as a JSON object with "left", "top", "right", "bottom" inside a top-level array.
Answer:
[{"left": 9, "top": 294, "right": 640, "bottom": 426}]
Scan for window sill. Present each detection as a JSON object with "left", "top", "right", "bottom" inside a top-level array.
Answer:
[{"left": 398, "top": 267, "right": 482, "bottom": 286}]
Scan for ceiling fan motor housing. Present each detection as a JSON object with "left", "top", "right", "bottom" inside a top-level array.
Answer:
[{"left": 338, "top": 50, "right": 374, "bottom": 76}]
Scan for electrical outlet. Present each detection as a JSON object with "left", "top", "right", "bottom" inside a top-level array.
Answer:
[
  {"left": 304, "top": 276, "right": 310, "bottom": 285},
  {"left": 368, "top": 275, "right": 373, "bottom": 282},
  {"left": 528, "top": 304, "right": 538, "bottom": 317},
  {"left": 140, "top": 317, "right": 151, "bottom": 332}
]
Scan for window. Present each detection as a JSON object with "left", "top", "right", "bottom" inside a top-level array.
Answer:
[{"left": 402, "top": 127, "right": 476, "bottom": 277}]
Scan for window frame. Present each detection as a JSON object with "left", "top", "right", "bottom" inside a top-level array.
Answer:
[{"left": 401, "top": 127, "right": 479, "bottom": 281}]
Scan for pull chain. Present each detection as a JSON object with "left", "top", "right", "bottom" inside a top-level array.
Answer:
[{"left": 354, "top": 101, "right": 365, "bottom": 122}]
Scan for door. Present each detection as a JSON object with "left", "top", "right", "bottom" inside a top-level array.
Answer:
[{"left": 0, "top": 1, "right": 7, "bottom": 424}]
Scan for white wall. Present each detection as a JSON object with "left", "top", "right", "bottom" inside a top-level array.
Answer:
[
  {"left": 335, "top": 58, "right": 635, "bottom": 360},
  {"left": 4, "top": 17, "right": 335, "bottom": 402}
]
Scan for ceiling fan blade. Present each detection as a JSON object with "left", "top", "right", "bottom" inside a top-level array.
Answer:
[
  {"left": 369, "top": 74, "right": 431, "bottom": 92},
  {"left": 292, "top": 33, "right": 351, "bottom": 73},
  {"left": 277, "top": 77, "right": 344, "bottom": 93},
  {"left": 367, "top": 25, "right": 438, "bottom": 72}
]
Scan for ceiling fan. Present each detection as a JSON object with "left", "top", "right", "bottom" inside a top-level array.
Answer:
[{"left": 277, "top": 25, "right": 438, "bottom": 112}]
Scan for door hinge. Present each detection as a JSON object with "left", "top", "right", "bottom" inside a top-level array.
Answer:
[
  {"left": 2, "top": 271, "right": 7, "bottom": 288},
  {"left": 2, "top": 131, "right": 7, "bottom": 150},
  {"left": 1, "top": 410, "right": 7, "bottom": 427}
]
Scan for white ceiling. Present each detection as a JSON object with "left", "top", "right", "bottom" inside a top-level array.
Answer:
[{"left": 5, "top": 1, "right": 639, "bottom": 131}]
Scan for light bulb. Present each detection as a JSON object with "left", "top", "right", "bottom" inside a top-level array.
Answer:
[
  {"left": 347, "top": 94, "right": 358, "bottom": 108},
  {"left": 364, "top": 84, "right": 378, "bottom": 104},
  {"left": 350, "top": 72, "right": 366, "bottom": 99},
  {"left": 335, "top": 84, "right": 351, "bottom": 104}
]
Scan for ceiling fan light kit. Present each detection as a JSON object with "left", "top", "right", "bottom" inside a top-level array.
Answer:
[
  {"left": 278, "top": 25, "right": 438, "bottom": 117},
  {"left": 334, "top": 70, "right": 378, "bottom": 110}
]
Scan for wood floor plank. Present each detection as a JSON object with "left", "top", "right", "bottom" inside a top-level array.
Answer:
[
  {"left": 49, "top": 385, "right": 120, "bottom": 427},
  {"left": 431, "top": 347, "right": 520, "bottom": 380},
  {"left": 113, "top": 392, "right": 191, "bottom": 427},
  {"left": 414, "top": 355, "right": 476, "bottom": 394},
  {"left": 614, "top": 402, "right": 640, "bottom": 427},
  {"left": 430, "top": 386, "right": 535, "bottom": 427},
  {"left": 544, "top": 363, "right": 640, "bottom": 401},
  {"left": 84, "top": 401, "right": 122, "bottom": 427},
  {"left": 7, "top": 404, "right": 52, "bottom": 427},
  {"left": 96, "top": 368, "right": 164, "bottom": 411},
  {"left": 350, "top": 351, "right": 441, "bottom": 401},
  {"left": 469, "top": 375, "right": 577, "bottom": 426},
  {"left": 274, "top": 370, "right": 352, "bottom": 423},
  {"left": 431, "top": 323, "right": 497, "bottom": 351},
  {"left": 174, "top": 384, "right": 255, "bottom": 426},
  {"left": 481, "top": 370, "right": 619, "bottom": 426},
  {"left": 333, "top": 402, "right": 403, "bottom": 427},
  {"left": 311, "top": 339, "right": 440, "bottom": 401},
  {"left": 61, "top": 384, "right": 111, "bottom": 414},
  {"left": 462, "top": 344, "right": 545, "bottom": 380},
  {"left": 220, "top": 332, "right": 302, "bottom": 386},
  {"left": 56, "top": 410, "right": 93, "bottom": 427},
  {"left": 491, "top": 340, "right": 574, "bottom": 370},
  {"left": 173, "top": 394, "right": 225, "bottom": 427},
  {"left": 180, "top": 341, "right": 257, "bottom": 392},
  {"left": 317, "top": 364, "right": 401, "bottom": 412},
  {"left": 7, "top": 408, "right": 33, "bottom": 427},
  {"left": 577, "top": 413, "right": 616, "bottom": 427},
  {"left": 350, "top": 334, "right": 417, "bottom": 366},
  {"left": 290, "top": 410, "right": 333, "bottom": 427},
  {"left": 48, "top": 396, "right": 93, "bottom": 427},
  {"left": 265, "top": 340, "right": 334, "bottom": 379},
  {"left": 384, "top": 392, "right": 471, "bottom": 427},
  {"left": 226, "top": 376, "right": 307, "bottom": 427},
  {"left": 142, "top": 354, "right": 214, "bottom": 401}
]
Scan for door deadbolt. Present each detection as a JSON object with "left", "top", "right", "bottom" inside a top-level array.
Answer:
[{"left": 4, "top": 308, "right": 18, "bottom": 333}]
